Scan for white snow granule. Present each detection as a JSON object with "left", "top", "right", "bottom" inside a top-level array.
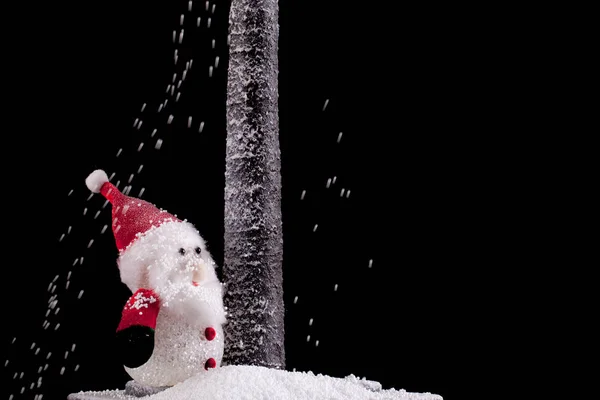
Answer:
[
  {"left": 313, "top": 224, "right": 318, "bottom": 232},
  {"left": 137, "top": 142, "right": 144, "bottom": 152},
  {"left": 300, "top": 190, "right": 306, "bottom": 200},
  {"left": 306, "top": 335, "right": 310, "bottom": 342},
  {"left": 323, "top": 99, "right": 329, "bottom": 111},
  {"left": 212, "top": 39, "right": 215, "bottom": 49},
  {"left": 334, "top": 284, "right": 339, "bottom": 291},
  {"left": 59, "top": 234, "right": 65, "bottom": 242},
  {"left": 101, "top": 225, "right": 108, "bottom": 234},
  {"left": 60, "top": 367, "right": 65, "bottom": 375},
  {"left": 315, "top": 340, "right": 320, "bottom": 347},
  {"left": 369, "top": 259, "right": 374, "bottom": 268},
  {"left": 141, "top": 103, "right": 146, "bottom": 112},
  {"left": 293, "top": 296, "right": 298, "bottom": 304},
  {"left": 207, "top": 17, "right": 211, "bottom": 28},
  {"left": 167, "top": 115, "right": 174, "bottom": 124},
  {"left": 332, "top": 176, "right": 337, "bottom": 184},
  {"left": 71, "top": 366, "right": 442, "bottom": 400},
  {"left": 326, "top": 178, "right": 331, "bottom": 188},
  {"left": 215, "top": 56, "right": 220, "bottom": 68},
  {"left": 197, "top": 17, "right": 201, "bottom": 27},
  {"left": 337, "top": 132, "right": 343, "bottom": 143},
  {"left": 116, "top": 148, "right": 122, "bottom": 157},
  {"left": 340, "top": 188, "right": 345, "bottom": 197},
  {"left": 78, "top": 290, "right": 84, "bottom": 299},
  {"left": 72, "top": 344, "right": 77, "bottom": 352},
  {"left": 309, "top": 318, "right": 313, "bottom": 326},
  {"left": 199, "top": 122, "right": 205, "bottom": 133}
]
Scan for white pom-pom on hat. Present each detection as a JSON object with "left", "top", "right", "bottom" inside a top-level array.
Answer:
[{"left": 86, "top": 169, "right": 109, "bottom": 193}]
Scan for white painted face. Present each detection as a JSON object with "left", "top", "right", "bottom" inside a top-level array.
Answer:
[
  {"left": 146, "top": 224, "right": 218, "bottom": 291},
  {"left": 118, "top": 221, "right": 219, "bottom": 293},
  {"left": 171, "top": 241, "right": 211, "bottom": 287},
  {"left": 119, "top": 221, "right": 226, "bottom": 327}
]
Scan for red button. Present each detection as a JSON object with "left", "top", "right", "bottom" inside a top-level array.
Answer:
[
  {"left": 205, "top": 327, "right": 216, "bottom": 341},
  {"left": 205, "top": 358, "right": 216, "bottom": 370}
]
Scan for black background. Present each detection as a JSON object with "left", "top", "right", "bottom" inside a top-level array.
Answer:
[{"left": 0, "top": 1, "right": 518, "bottom": 399}]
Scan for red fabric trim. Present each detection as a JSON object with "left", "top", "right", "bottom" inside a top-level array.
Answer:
[{"left": 116, "top": 288, "right": 160, "bottom": 332}]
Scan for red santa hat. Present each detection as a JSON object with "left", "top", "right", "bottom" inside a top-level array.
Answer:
[{"left": 85, "top": 169, "right": 181, "bottom": 253}]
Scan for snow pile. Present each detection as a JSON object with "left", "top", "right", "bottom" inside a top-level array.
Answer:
[{"left": 68, "top": 365, "right": 442, "bottom": 400}]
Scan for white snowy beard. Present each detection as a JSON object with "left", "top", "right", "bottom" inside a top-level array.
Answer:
[{"left": 152, "top": 277, "right": 226, "bottom": 328}]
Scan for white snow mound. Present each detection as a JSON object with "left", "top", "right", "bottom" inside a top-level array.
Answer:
[{"left": 68, "top": 365, "right": 443, "bottom": 400}]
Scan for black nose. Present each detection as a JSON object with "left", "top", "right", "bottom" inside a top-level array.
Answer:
[{"left": 115, "top": 325, "right": 155, "bottom": 368}]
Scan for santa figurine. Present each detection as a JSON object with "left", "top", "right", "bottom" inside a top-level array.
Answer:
[{"left": 85, "top": 169, "right": 226, "bottom": 387}]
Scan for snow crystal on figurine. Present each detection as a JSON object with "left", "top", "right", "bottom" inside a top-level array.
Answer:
[{"left": 84, "top": 169, "right": 226, "bottom": 387}]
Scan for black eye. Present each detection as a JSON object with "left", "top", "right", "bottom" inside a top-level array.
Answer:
[
  {"left": 178, "top": 248, "right": 186, "bottom": 256},
  {"left": 195, "top": 247, "right": 202, "bottom": 254}
]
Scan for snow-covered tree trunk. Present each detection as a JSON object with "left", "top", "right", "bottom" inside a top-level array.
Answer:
[{"left": 223, "top": 0, "right": 285, "bottom": 369}]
